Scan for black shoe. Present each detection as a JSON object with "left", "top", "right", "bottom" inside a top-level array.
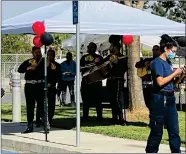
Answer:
[
  {"left": 50, "top": 123, "right": 55, "bottom": 127},
  {"left": 97, "top": 117, "right": 103, "bottom": 122},
  {"left": 119, "top": 120, "right": 128, "bottom": 126},
  {"left": 71, "top": 102, "right": 76, "bottom": 107},
  {"left": 112, "top": 118, "right": 119, "bottom": 125},
  {"left": 22, "top": 127, "right": 33, "bottom": 134},
  {"left": 59, "top": 102, "right": 65, "bottom": 107},
  {"left": 35, "top": 124, "right": 40, "bottom": 128},
  {"left": 81, "top": 117, "right": 89, "bottom": 123}
]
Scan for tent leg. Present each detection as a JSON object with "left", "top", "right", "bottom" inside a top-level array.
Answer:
[{"left": 76, "top": 1, "right": 80, "bottom": 147}]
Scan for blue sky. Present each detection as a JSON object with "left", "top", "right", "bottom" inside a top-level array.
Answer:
[{"left": 2, "top": 1, "right": 153, "bottom": 21}]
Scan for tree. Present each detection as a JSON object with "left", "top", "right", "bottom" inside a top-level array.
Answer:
[
  {"left": 52, "top": 34, "right": 72, "bottom": 57},
  {"left": 119, "top": 1, "right": 147, "bottom": 110},
  {"left": 1, "top": 34, "right": 32, "bottom": 54},
  {"left": 151, "top": 1, "right": 186, "bottom": 23}
]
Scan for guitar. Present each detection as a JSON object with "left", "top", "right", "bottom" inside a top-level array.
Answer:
[{"left": 136, "top": 60, "right": 152, "bottom": 78}]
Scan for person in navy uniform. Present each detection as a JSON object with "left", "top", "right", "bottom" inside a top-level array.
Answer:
[
  {"left": 105, "top": 42, "right": 128, "bottom": 125},
  {"left": 60, "top": 52, "right": 76, "bottom": 107},
  {"left": 145, "top": 34, "right": 184, "bottom": 153},
  {"left": 46, "top": 49, "right": 62, "bottom": 127},
  {"left": 18, "top": 46, "right": 44, "bottom": 133},
  {"left": 80, "top": 42, "right": 103, "bottom": 122}
]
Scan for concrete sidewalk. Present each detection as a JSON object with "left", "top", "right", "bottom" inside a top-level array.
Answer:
[{"left": 2, "top": 123, "right": 185, "bottom": 153}]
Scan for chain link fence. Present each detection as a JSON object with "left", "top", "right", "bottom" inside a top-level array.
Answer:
[{"left": 1, "top": 54, "right": 32, "bottom": 91}]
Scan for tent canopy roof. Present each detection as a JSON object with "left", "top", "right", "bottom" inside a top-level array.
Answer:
[{"left": 2, "top": 1, "right": 185, "bottom": 35}]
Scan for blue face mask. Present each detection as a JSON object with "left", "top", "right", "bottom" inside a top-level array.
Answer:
[{"left": 167, "top": 51, "right": 176, "bottom": 60}]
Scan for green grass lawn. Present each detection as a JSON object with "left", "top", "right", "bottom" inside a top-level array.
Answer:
[{"left": 1, "top": 103, "right": 185, "bottom": 147}]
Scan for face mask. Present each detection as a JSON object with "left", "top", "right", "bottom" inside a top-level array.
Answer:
[{"left": 167, "top": 51, "right": 176, "bottom": 60}]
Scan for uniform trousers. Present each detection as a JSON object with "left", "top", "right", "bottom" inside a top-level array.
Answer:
[
  {"left": 81, "top": 81, "right": 102, "bottom": 120},
  {"left": 24, "top": 83, "right": 44, "bottom": 127},
  {"left": 146, "top": 92, "right": 181, "bottom": 153},
  {"left": 47, "top": 86, "right": 57, "bottom": 124},
  {"left": 107, "top": 79, "right": 125, "bottom": 121}
]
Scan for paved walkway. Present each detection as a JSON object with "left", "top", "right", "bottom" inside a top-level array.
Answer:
[
  {"left": 1, "top": 149, "right": 18, "bottom": 154},
  {"left": 2, "top": 123, "right": 185, "bottom": 153}
]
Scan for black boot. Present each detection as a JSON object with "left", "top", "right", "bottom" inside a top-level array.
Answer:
[{"left": 22, "top": 123, "right": 33, "bottom": 134}]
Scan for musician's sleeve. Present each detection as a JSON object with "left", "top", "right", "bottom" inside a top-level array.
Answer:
[
  {"left": 135, "top": 61, "right": 141, "bottom": 68},
  {"left": 124, "top": 58, "right": 128, "bottom": 71},
  {"left": 100, "top": 55, "right": 104, "bottom": 62},
  {"left": 135, "top": 59, "right": 145, "bottom": 68},
  {"left": 80, "top": 56, "right": 85, "bottom": 67},
  {"left": 151, "top": 60, "right": 164, "bottom": 78},
  {"left": 18, "top": 60, "right": 30, "bottom": 73}
]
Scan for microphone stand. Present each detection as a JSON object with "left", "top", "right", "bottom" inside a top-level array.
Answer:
[{"left": 44, "top": 45, "right": 49, "bottom": 142}]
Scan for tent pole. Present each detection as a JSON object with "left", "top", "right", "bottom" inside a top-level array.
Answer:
[
  {"left": 44, "top": 45, "right": 49, "bottom": 142},
  {"left": 76, "top": 0, "right": 80, "bottom": 147}
]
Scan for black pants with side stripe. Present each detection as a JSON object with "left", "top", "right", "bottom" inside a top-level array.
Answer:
[{"left": 107, "top": 79, "right": 125, "bottom": 121}]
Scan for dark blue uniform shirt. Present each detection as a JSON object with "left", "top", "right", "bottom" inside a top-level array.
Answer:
[{"left": 151, "top": 57, "right": 174, "bottom": 92}]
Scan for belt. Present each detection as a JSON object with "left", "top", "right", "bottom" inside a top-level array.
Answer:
[{"left": 26, "top": 80, "right": 44, "bottom": 84}]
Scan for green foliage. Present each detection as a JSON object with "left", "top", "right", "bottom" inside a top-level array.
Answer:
[
  {"left": 151, "top": 1, "right": 186, "bottom": 23},
  {"left": 1, "top": 34, "right": 32, "bottom": 54},
  {"left": 52, "top": 34, "right": 72, "bottom": 56},
  {"left": 141, "top": 48, "right": 152, "bottom": 56},
  {"left": 119, "top": 0, "right": 149, "bottom": 10}
]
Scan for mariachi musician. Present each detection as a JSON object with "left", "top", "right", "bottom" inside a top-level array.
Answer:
[
  {"left": 80, "top": 42, "right": 104, "bottom": 122},
  {"left": 105, "top": 42, "right": 128, "bottom": 125},
  {"left": 18, "top": 46, "right": 44, "bottom": 133},
  {"left": 135, "top": 45, "right": 161, "bottom": 108},
  {"left": 46, "top": 49, "right": 62, "bottom": 127}
]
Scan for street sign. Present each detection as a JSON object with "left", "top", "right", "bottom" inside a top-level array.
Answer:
[{"left": 72, "top": 1, "right": 78, "bottom": 25}]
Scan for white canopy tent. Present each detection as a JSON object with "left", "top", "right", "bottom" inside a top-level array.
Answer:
[
  {"left": 2, "top": 1, "right": 185, "bottom": 36},
  {"left": 62, "top": 34, "right": 185, "bottom": 57},
  {"left": 2, "top": 0, "right": 185, "bottom": 147}
]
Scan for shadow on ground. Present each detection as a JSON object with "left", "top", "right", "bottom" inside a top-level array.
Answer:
[{"left": 52, "top": 117, "right": 149, "bottom": 130}]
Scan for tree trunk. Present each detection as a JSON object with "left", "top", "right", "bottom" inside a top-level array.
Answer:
[
  {"left": 127, "top": 36, "right": 145, "bottom": 110},
  {"left": 122, "top": 1, "right": 146, "bottom": 111}
]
